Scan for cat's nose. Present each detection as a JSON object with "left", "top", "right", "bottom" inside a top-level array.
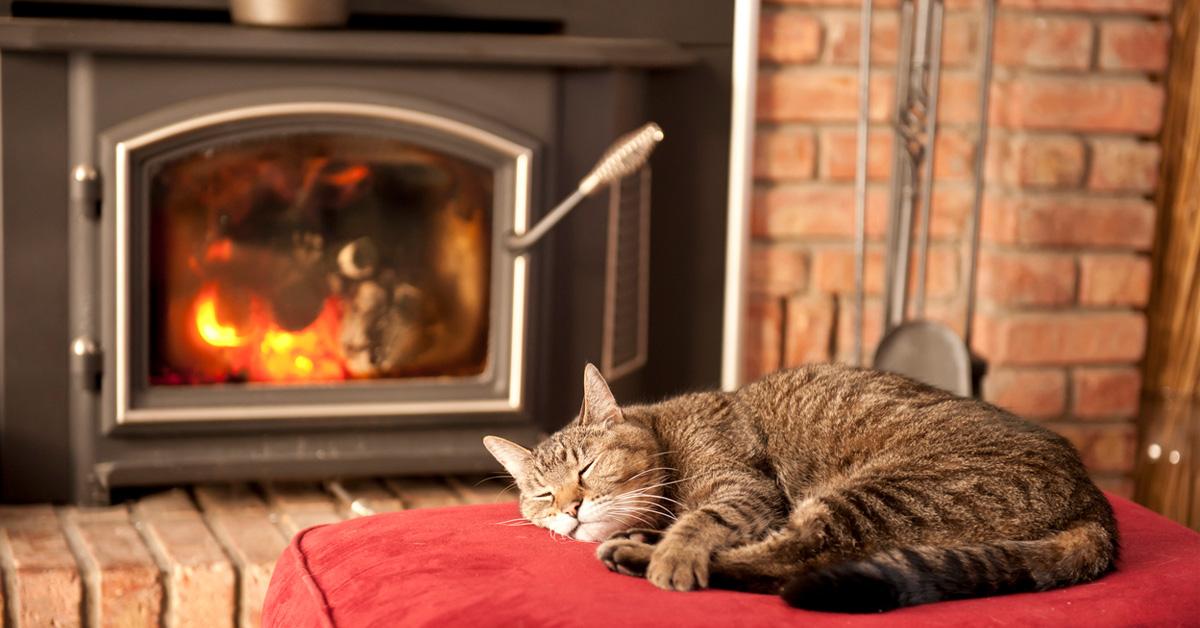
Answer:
[{"left": 562, "top": 500, "right": 581, "bottom": 517}]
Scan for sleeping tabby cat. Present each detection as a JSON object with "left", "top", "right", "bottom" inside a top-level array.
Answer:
[{"left": 483, "top": 364, "right": 1117, "bottom": 613}]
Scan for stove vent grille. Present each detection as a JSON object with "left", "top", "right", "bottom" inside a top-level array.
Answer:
[{"left": 602, "top": 167, "right": 650, "bottom": 380}]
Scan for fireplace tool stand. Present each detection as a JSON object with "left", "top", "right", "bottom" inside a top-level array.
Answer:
[{"left": 851, "top": 0, "right": 996, "bottom": 396}]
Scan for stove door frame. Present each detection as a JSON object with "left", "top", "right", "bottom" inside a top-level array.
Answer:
[{"left": 97, "top": 88, "right": 536, "bottom": 430}]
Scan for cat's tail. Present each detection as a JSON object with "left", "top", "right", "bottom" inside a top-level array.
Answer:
[{"left": 781, "top": 519, "right": 1117, "bottom": 613}]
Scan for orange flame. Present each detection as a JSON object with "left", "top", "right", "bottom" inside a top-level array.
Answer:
[
  {"left": 323, "top": 164, "right": 370, "bottom": 187},
  {"left": 195, "top": 286, "right": 246, "bottom": 348},
  {"left": 191, "top": 282, "right": 346, "bottom": 382}
]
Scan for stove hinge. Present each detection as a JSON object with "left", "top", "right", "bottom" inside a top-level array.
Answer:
[
  {"left": 71, "top": 164, "right": 101, "bottom": 219},
  {"left": 71, "top": 336, "right": 103, "bottom": 392}
]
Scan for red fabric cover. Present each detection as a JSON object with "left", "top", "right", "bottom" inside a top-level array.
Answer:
[{"left": 263, "top": 494, "right": 1200, "bottom": 627}]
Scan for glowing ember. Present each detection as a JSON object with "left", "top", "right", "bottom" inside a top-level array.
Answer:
[
  {"left": 195, "top": 287, "right": 246, "bottom": 348},
  {"left": 191, "top": 282, "right": 347, "bottom": 382}
]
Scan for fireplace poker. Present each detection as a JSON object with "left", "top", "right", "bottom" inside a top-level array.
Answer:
[{"left": 506, "top": 122, "right": 663, "bottom": 252}]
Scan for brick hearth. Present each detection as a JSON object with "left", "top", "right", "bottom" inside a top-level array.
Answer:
[
  {"left": 750, "top": 0, "right": 1170, "bottom": 495},
  {"left": 0, "top": 477, "right": 512, "bottom": 627}
]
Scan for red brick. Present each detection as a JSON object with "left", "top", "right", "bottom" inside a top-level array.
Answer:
[
  {"left": 987, "top": 134, "right": 1086, "bottom": 188},
  {"left": 1099, "top": 19, "right": 1171, "bottom": 71},
  {"left": 0, "top": 509, "right": 83, "bottom": 627},
  {"left": 745, "top": 294, "right": 784, "bottom": 380},
  {"left": 992, "top": 77, "right": 1164, "bottom": 133},
  {"left": 753, "top": 185, "right": 878, "bottom": 239},
  {"left": 750, "top": 244, "right": 809, "bottom": 295},
  {"left": 983, "top": 368, "right": 1068, "bottom": 419},
  {"left": 63, "top": 508, "right": 163, "bottom": 627},
  {"left": 1051, "top": 422, "right": 1138, "bottom": 473},
  {"left": 981, "top": 195, "right": 1020, "bottom": 244},
  {"left": 784, "top": 294, "right": 835, "bottom": 365},
  {"left": 972, "top": 311, "right": 1146, "bottom": 365},
  {"left": 999, "top": 0, "right": 1170, "bottom": 15},
  {"left": 759, "top": 11, "right": 822, "bottom": 63},
  {"left": 755, "top": 128, "right": 816, "bottom": 180},
  {"left": 1079, "top": 254, "right": 1152, "bottom": 306},
  {"left": 936, "top": 73, "right": 986, "bottom": 125},
  {"left": 812, "top": 245, "right": 958, "bottom": 299},
  {"left": 132, "top": 494, "right": 236, "bottom": 628},
  {"left": 825, "top": 12, "right": 975, "bottom": 67},
  {"left": 995, "top": 15, "right": 1093, "bottom": 70},
  {"left": 821, "top": 127, "right": 975, "bottom": 182},
  {"left": 981, "top": 194, "right": 1155, "bottom": 250},
  {"left": 754, "top": 184, "right": 970, "bottom": 241},
  {"left": 1088, "top": 139, "right": 1161, "bottom": 193},
  {"left": 1073, "top": 367, "right": 1142, "bottom": 418},
  {"left": 978, "top": 251, "right": 1076, "bottom": 306},
  {"left": 820, "top": 127, "right": 892, "bottom": 181},
  {"left": 757, "top": 69, "right": 894, "bottom": 122}
]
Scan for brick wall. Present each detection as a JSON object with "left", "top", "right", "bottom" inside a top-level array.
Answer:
[{"left": 750, "top": 0, "right": 1171, "bottom": 495}]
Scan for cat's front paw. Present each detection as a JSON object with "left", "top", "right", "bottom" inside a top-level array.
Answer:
[
  {"left": 647, "top": 543, "right": 709, "bottom": 591},
  {"left": 597, "top": 538, "right": 653, "bottom": 578},
  {"left": 606, "top": 527, "right": 663, "bottom": 545}
]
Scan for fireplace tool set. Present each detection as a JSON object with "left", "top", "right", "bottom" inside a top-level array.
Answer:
[{"left": 850, "top": 0, "right": 997, "bottom": 396}]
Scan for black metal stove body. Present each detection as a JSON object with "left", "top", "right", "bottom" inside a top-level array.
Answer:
[{"left": 0, "top": 2, "right": 736, "bottom": 504}]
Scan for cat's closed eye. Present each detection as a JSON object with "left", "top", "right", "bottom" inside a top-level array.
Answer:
[{"left": 580, "top": 459, "right": 598, "bottom": 482}]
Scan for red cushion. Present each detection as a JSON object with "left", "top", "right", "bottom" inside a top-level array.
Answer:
[{"left": 263, "top": 493, "right": 1200, "bottom": 627}]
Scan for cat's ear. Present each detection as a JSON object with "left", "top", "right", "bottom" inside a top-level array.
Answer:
[
  {"left": 482, "top": 436, "right": 532, "bottom": 482},
  {"left": 581, "top": 363, "right": 623, "bottom": 424}
]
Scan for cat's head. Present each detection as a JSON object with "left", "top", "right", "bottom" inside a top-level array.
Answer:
[{"left": 483, "top": 364, "right": 667, "bottom": 542}]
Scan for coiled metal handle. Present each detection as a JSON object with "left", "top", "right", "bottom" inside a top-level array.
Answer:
[{"left": 507, "top": 122, "right": 663, "bottom": 252}]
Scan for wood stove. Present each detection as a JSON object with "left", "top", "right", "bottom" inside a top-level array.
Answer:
[{"left": 0, "top": 1, "right": 746, "bottom": 504}]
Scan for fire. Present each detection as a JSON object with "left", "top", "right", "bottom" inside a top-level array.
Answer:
[
  {"left": 191, "top": 282, "right": 347, "bottom": 383},
  {"left": 195, "top": 287, "right": 246, "bottom": 348}
]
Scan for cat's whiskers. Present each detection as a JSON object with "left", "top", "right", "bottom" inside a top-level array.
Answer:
[
  {"left": 606, "top": 509, "right": 656, "bottom": 528},
  {"left": 624, "top": 466, "right": 678, "bottom": 483},
  {"left": 615, "top": 501, "right": 676, "bottom": 520},
  {"left": 622, "top": 486, "right": 688, "bottom": 505}
]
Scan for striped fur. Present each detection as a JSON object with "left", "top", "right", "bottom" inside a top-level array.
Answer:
[{"left": 484, "top": 363, "right": 1118, "bottom": 611}]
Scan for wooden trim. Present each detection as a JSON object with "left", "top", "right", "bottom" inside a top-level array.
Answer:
[{"left": 1146, "top": 0, "right": 1200, "bottom": 397}]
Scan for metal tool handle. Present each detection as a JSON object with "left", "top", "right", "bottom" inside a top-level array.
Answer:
[
  {"left": 911, "top": 0, "right": 945, "bottom": 318},
  {"left": 963, "top": 0, "right": 997, "bottom": 347},
  {"left": 851, "top": 0, "right": 874, "bottom": 366},
  {"left": 506, "top": 122, "right": 663, "bottom": 252}
]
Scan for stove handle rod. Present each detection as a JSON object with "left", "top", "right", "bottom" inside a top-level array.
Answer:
[{"left": 507, "top": 122, "right": 663, "bottom": 252}]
